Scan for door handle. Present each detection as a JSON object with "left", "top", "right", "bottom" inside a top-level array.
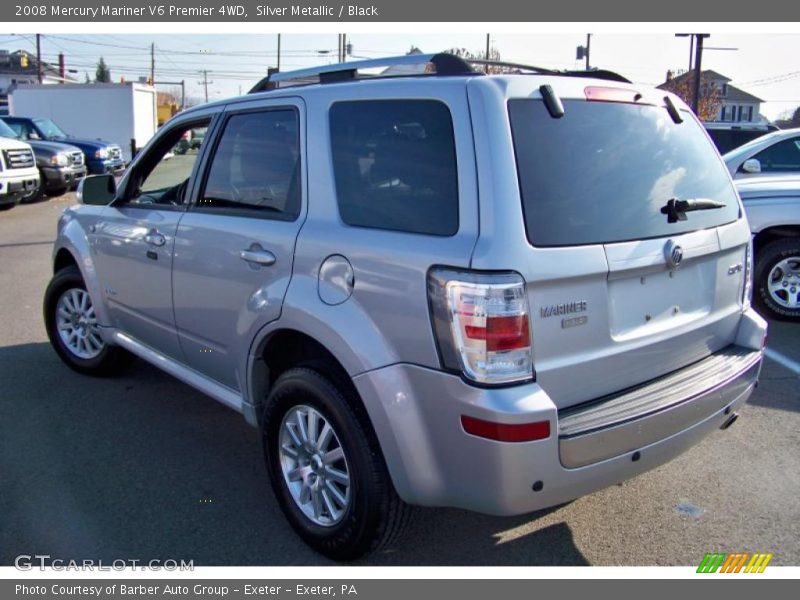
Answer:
[
  {"left": 144, "top": 230, "right": 166, "bottom": 247},
  {"left": 240, "top": 248, "right": 276, "bottom": 267}
]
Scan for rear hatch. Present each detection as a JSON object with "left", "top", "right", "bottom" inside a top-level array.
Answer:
[{"left": 505, "top": 86, "right": 750, "bottom": 408}]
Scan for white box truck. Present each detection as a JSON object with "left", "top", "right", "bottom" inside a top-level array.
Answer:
[{"left": 9, "top": 82, "right": 157, "bottom": 163}]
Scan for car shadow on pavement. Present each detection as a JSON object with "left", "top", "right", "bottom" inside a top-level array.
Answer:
[{"left": 0, "top": 342, "right": 588, "bottom": 567}]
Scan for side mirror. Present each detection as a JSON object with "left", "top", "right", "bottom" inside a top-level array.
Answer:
[
  {"left": 741, "top": 158, "right": 762, "bottom": 174},
  {"left": 77, "top": 174, "right": 116, "bottom": 206}
]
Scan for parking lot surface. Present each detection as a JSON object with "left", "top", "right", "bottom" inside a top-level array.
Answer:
[{"left": 1, "top": 196, "right": 798, "bottom": 566}]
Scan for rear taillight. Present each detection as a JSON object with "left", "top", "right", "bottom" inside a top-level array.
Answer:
[
  {"left": 428, "top": 269, "right": 533, "bottom": 385},
  {"left": 743, "top": 240, "right": 753, "bottom": 308}
]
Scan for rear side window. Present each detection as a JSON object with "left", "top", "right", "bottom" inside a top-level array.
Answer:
[
  {"left": 329, "top": 100, "right": 458, "bottom": 236},
  {"left": 509, "top": 99, "right": 741, "bottom": 247},
  {"left": 199, "top": 109, "right": 300, "bottom": 220},
  {"left": 752, "top": 137, "right": 800, "bottom": 173}
]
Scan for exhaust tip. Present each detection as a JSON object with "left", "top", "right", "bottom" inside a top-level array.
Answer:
[{"left": 720, "top": 412, "right": 740, "bottom": 430}]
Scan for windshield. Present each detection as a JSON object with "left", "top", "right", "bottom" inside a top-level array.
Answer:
[
  {"left": 0, "top": 119, "right": 20, "bottom": 139},
  {"left": 508, "top": 99, "right": 741, "bottom": 247},
  {"left": 33, "top": 118, "right": 68, "bottom": 139}
]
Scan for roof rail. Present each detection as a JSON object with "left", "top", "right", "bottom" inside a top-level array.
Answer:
[
  {"left": 249, "top": 53, "right": 476, "bottom": 93},
  {"left": 467, "top": 58, "right": 558, "bottom": 75},
  {"left": 248, "top": 52, "right": 631, "bottom": 93}
]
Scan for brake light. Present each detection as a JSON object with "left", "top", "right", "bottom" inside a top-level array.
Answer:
[
  {"left": 584, "top": 86, "right": 649, "bottom": 105},
  {"left": 428, "top": 269, "right": 533, "bottom": 385}
]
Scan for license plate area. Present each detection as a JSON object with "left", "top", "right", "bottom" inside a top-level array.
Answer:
[{"left": 608, "top": 261, "right": 715, "bottom": 340}]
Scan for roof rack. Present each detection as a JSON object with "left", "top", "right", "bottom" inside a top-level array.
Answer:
[
  {"left": 248, "top": 52, "right": 630, "bottom": 93},
  {"left": 249, "top": 53, "right": 475, "bottom": 93}
]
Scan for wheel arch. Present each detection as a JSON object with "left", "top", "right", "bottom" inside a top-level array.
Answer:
[
  {"left": 52, "top": 215, "right": 111, "bottom": 327},
  {"left": 753, "top": 225, "right": 800, "bottom": 254}
]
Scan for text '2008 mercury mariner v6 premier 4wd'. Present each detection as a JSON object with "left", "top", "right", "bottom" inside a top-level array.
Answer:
[{"left": 44, "top": 54, "right": 767, "bottom": 560}]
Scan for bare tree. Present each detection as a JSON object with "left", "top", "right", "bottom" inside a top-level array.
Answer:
[
  {"left": 775, "top": 106, "right": 800, "bottom": 128},
  {"left": 443, "top": 46, "right": 515, "bottom": 74}
]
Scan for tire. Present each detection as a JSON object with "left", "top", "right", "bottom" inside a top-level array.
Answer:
[
  {"left": 44, "top": 265, "right": 132, "bottom": 376},
  {"left": 262, "top": 367, "right": 412, "bottom": 561},
  {"left": 753, "top": 237, "right": 800, "bottom": 321},
  {"left": 0, "top": 200, "right": 19, "bottom": 211}
]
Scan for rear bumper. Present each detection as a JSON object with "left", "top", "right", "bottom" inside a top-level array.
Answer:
[{"left": 353, "top": 309, "right": 767, "bottom": 516}]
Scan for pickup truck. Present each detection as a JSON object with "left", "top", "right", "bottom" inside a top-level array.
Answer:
[
  {"left": 2, "top": 116, "right": 124, "bottom": 175},
  {"left": 737, "top": 175, "right": 800, "bottom": 320},
  {"left": 0, "top": 117, "right": 86, "bottom": 201},
  {"left": 0, "top": 134, "right": 40, "bottom": 210}
]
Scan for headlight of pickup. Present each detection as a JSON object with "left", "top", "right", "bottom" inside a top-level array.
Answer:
[
  {"left": 50, "top": 153, "right": 69, "bottom": 167},
  {"left": 94, "top": 149, "right": 109, "bottom": 159}
]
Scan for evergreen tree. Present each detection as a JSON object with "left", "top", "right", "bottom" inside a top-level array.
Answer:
[{"left": 95, "top": 57, "right": 111, "bottom": 83}]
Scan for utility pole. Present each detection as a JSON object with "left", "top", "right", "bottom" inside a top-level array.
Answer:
[
  {"left": 276, "top": 33, "right": 281, "bottom": 71},
  {"left": 485, "top": 33, "right": 490, "bottom": 73},
  {"left": 180, "top": 80, "right": 185, "bottom": 109},
  {"left": 36, "top": 33, "right": 42, "bottom": 84},
  {"left": 199, "top": 70, "right": 212, "bottom": 103},
  {"left": 342, "top": 33, "right": 347, "bottom": 63},
  {"left": 692, "top": 35, "right": 708, "bottom": 116},
  {"left": 676, "top": 34, "right": 710, "bottom": 116},
  {"left": 150, "top": 42, "right": 155, "bottom": 85},
  {"left": 584, "top": 34, "right": 591, "bottom": 70}
]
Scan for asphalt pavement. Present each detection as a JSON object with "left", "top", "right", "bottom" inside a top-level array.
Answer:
[{"left": 1, "top": 195, "right": 798, "bottom": 566}]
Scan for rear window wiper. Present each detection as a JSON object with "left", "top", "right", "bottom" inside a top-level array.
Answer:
[{"left": 660, "top": 197, "right": 726, "bottom": 223}]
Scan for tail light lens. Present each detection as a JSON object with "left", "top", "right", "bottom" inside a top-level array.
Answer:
[
  {"left": 428, "top": 269, "right": 533, "bottom": 385},
  {"left": 743, "top": 240, "right": 753, "bottom": 308}
]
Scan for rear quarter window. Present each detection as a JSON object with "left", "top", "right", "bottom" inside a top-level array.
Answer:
[{"left": 329, "top": 99, "right": 459, "bottom": 236}]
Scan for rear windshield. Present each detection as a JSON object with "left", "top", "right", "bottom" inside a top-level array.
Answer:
[{"left": 508, "top": 99, "right": 740, "bottom": 247}]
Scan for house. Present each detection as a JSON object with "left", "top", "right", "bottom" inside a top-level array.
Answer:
[
  {"left": 0, "top": 49, "right": 77, "bottom": 115},
  {"left": 657, "top": 69, "right": 764, "bottom": 123}
]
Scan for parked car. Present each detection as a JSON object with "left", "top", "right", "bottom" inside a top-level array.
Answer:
[
  {"left": 2, "top": 116, "right": 125, "bottom": 176},
  {"left": 703, "top": 122, "right": 777, "bottom": 155},
  {"left": 723, "top": 127, "right": 800, "bottom": 179},
  {"left": 0, "top": 117, "right": 86, "bottom": 202},
  {"left": 736, "top": 175, "right": 800, "bottom": 320},
  {"left": 0, "top": 133, "right": 40, "bottom": 210},
  {"left": 44, "top": 54, "right": 767, "bottom": 560}
]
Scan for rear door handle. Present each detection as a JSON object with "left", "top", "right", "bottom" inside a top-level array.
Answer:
[
  {"left": 240, "top": 248, "right": 276, "bottom": 267},
  {"left": 144, "top": 230, "right": 166, "bottom": 247}
]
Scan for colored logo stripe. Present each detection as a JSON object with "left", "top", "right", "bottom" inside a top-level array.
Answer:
[
  {"left": 697, "top": 552, "right": 773, "bottom": 573},
  {"left": 745, "top": 553, "right": 773, "bottom": 573},
  {"left": 697, "top": 553, "right": 726, "bottom": 573}
]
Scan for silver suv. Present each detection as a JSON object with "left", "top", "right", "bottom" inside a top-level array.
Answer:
[{"left": 44, "top": 54, "right": 767, "bottom": 560}]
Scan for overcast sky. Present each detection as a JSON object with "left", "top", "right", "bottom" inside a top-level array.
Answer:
[{"left": 3, "top": 32, "right": 798, "bottom": 119}]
